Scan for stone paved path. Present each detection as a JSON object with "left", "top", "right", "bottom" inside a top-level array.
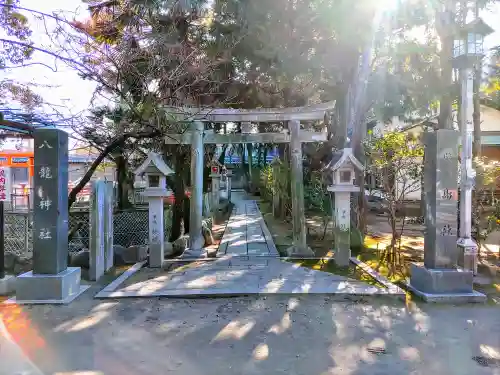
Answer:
[
  {"left": 217, "top": 192, "right": 279, "bottom": 257},
  {"left": 95, "top": 192, "right": 398, "bottom": 298}
]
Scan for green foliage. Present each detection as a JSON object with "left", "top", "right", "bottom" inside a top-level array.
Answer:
[
  {"left": 304, "top": 171, "right": 331, "bottom": 215},
  {"left": 484, "top": 47, "right": 500, "bottom": 110},
  {"left": 259, "top": 162, "right": 331, "bottom": 220},
  {"left": 0, "top": 0, "right": 32, "bottom": 66},
  {"left": 364, "top": 130, "right": 423, "bottom": 204}
]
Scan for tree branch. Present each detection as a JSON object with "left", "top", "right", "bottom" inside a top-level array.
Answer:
[{"left": 68, "top": 128, "right": 160, "bottom": 208}]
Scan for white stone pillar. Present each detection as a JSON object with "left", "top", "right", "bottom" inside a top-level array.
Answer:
[
  {"left": 103, "top": 181, "right": 114, "bottom": 271},
  {"left": 148, "top": 197, "right": 164, "bottom": 267},
  {"left": 184, "top": 121, "right": 205, "bottom": 257},
  {"left": 89, "top": 180, "right": 106, "bottom": 281},
  {"left": 334, "top": 191, "right": 351, "bottom": 266},
  {"left": 457, "top": 67, "right": 478, "bottom": 274}
]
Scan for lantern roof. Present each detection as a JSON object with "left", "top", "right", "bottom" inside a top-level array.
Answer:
[
  {"left": 324, "top": 148, "right": 364, "bottom": 173},
  {"left": 455, "top": 18, "right": 494, "bottom": 37},
  {"left": 134, "top": 152, "right": 174, "bottom": 176}
]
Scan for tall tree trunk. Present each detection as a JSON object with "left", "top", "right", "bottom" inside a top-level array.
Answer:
[
  {"left": 436, "top": 0, "right": 455, "bottom": 130},
  {"left": 115, "top": 151, "right": 131, "bottom": 210}
]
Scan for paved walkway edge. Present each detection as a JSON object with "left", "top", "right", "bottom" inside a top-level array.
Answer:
[
  {"left": 254, "top": 202, "right": 280, "bottom": 256},
  {"left": 350, "top": 257, "right": 406, "bottom": 297},
  {"left": 95, "top": 261, "right": 146, "bottom": 298}
]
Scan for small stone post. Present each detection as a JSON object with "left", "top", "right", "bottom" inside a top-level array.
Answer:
[
  {"left": 287, "top": 119, "right": 313, "bottom": 257},
  {"left": 134, "top": 153, "right": 174, "bottom": 267},
  {"left": 89, "top": 180, "right": 106, "bottom": 281},
  {"left": 13, "top": 128, "right": 88, "bottom": 304},
  {"left": 184, "top": 121, "right": 205, "bottom": 257}
]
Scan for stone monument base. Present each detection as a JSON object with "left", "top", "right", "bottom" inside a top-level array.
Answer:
[
  {"left": 0, "top": 275, "right": 16, "bottom": 295},
  {"left": 5, "top": 267, "right": 90, "bottom": 305},
  {"left": 407, "top": 263, "right": 486, "bottom": 303},
  {"left": 286, "top": 245, "right": 315, "bottom": 258}
]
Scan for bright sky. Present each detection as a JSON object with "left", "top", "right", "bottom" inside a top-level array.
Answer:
[
  {"left": 4, "top": 0, "right": 500, "bottom": 121},
  {"left": 4, "top": 0, "right": 95, "bottom": 119}
]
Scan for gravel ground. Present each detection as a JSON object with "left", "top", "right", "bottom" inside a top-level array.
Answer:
[{"left": 1, "top": 286, "right": 500, "bottom": 375}]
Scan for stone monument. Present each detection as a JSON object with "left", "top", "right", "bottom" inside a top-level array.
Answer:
[
  {"left": 408, "top": 129, "right": 485, "bottom": 302},
  {"left": 9, "top": 128, "right": 89, "bottom": 304},
  {"left": 134, "top": 153, "right": 174, "bottom": 267},
  {"left": 325, "top": 148, "right": 364, "bottom": 267},
  {"left": 89, "top": 180, "right": 114, "bottom": 280}
]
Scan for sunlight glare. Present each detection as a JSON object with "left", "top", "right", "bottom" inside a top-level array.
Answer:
[{"left": 379, "top": 0, "right": 400, "bottom": 12}]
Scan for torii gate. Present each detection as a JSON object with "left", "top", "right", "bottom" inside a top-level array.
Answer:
[{"left": 164, "top": 102, "right": 335, "bottom": 257}]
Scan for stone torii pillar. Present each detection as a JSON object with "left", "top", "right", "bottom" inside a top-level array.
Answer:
[
  {"left": 286, "top": 120, "right": 314, "bottom": 257},
  {"left": 183, "top": 121, "right": 205, "bottom": 257}
]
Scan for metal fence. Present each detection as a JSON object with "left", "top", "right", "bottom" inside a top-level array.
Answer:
[{"left": 4, "top": 207, "right": 172, "bottom": 256}]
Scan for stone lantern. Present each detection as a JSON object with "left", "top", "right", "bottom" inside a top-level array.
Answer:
[
  {"left": 134, "top": 153, "right": 174, "bottom": 268},
  {"left": 452, "top": 17, "right": 494, "bottom": 274},
  {"left": 325, "top": 148, "right": 364, "bottom": 267},
  {"left": 452, "top": 18, "right": 494, "bottom": 69}
]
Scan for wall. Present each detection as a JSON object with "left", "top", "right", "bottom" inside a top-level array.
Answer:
[{"left": 68, "top": 162, "right": 115, "bottom": 183}]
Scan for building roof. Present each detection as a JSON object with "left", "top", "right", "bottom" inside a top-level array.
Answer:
[{"left": 371, "top": 105, "right": 500, "bottom": 144}]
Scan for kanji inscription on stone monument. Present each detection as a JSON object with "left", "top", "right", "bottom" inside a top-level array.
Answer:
[{"left": 32, "top": 128, "right": 69, "bottom": 274}]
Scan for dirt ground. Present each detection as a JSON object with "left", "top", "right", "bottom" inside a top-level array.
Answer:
[{"left": 1, "top": 288, "right": 500, "bottom": 375}]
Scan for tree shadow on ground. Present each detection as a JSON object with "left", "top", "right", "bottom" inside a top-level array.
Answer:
[{"left": 2, "top": 289, "right": 500, "bottom": 375}]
